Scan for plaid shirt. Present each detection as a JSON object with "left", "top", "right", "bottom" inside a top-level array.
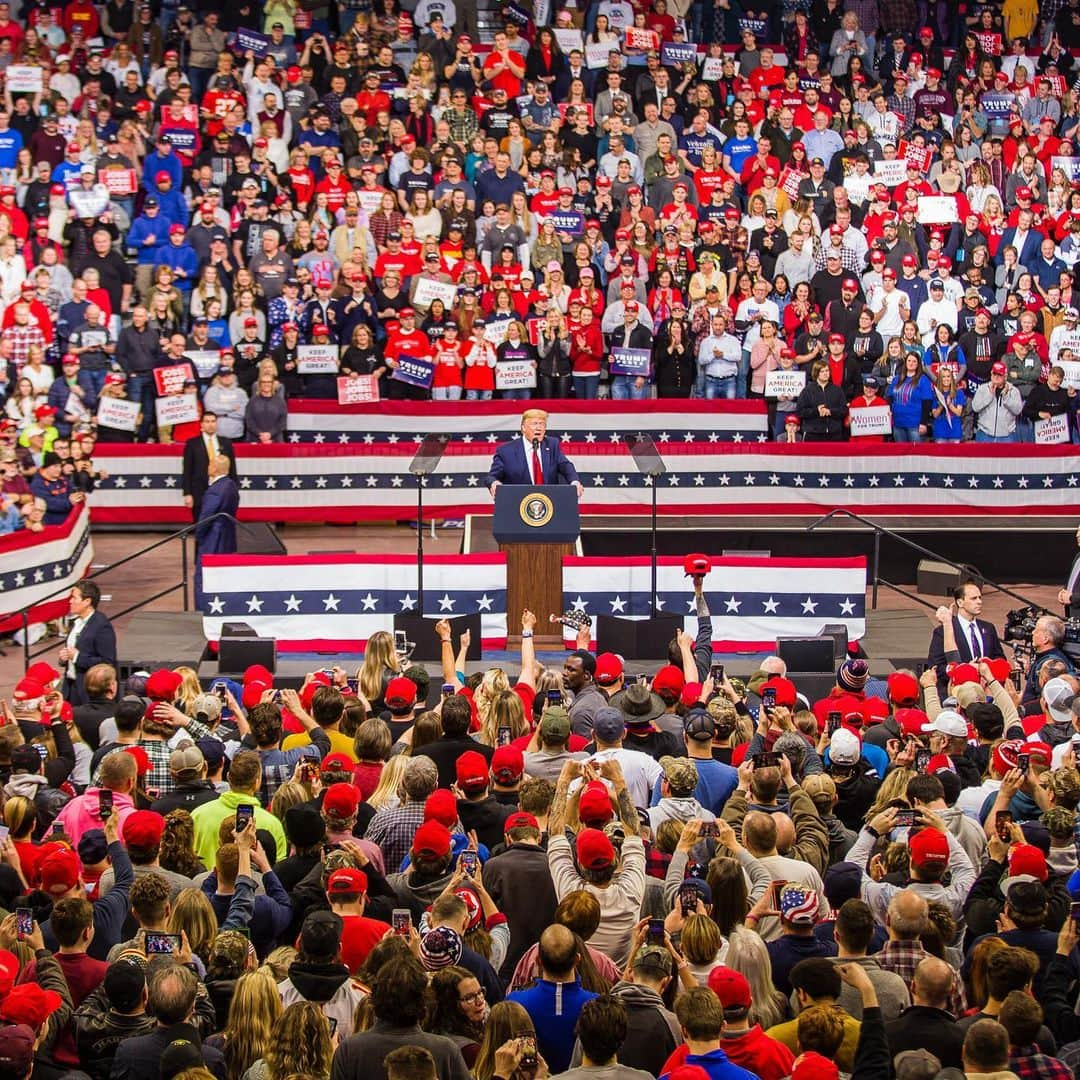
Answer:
[
  {"left": 1010, "top": 1047, "right": 1074, "bottom": 1080},
  {"left": 92, "top": 721, "right": 213, "bottom": 798},
  {"left": 364, "top": 800, "right": 427, "bottom": 873},
  {"left": 877, "top": 940, "right": 967, "bottom": 1017},
  {"left": 445, "top": 106, "right": 479, "bottom": 146},
  {"left": 258, "top": 728, "right": 330, "bottom": 806},
  {"left": 5, "top": 324, "right": 47, "bottom": 368}
]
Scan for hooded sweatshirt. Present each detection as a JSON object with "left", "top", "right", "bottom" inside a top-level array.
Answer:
[
  {"left": 594, "top": 981, "right": 681, "bottom": 1076},
  {"left": 278, "top": 961, "right": 367, "bottom": 1036}
]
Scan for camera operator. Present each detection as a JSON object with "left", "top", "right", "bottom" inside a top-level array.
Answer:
[{"left": 1019, "top": 615, "right": 1075, "bottom": 706}]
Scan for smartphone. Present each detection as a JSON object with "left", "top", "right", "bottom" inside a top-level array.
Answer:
[
  {"left": 392, "top": 909, "right": 412, "bottom": 935},
  {"left": 0, "top": 824, "right": 8, "bottom": 844},
  {"left": 51, "top": 822, "right": 65, "bottom": 837},
  {"left": 1010, "top": 670, "right": 1022, "bottom": 691},
  {"left": 496, "top": 725, "right": 513, "bottom": 747},
  {"left": 215, "top": 683, "right": 228, "bottom": 702},
  {"left": 827, "top": 711, "right": 842, "bottom": 736},
  {"left": 235, "top": 803, "right": 254, "bottom": 833},
  {"left": 345, "top": 678, "right": 358, "bottom": 694},
  {"left": 894, "top": 809, "right": 916, "bottom": 828},
  {"left": 770, "top": 879, "right": 788, "bottom": 908},
  {"left": 35, "top": 744, "right": 47, "bottom": 761},
  {"left": 711, "top": 663, "right": 725, "bottom": 684},
  {"left": 698, "top": 821, "right": 717, "bottom": 838},
  {"left": 679, "top": 883, "right": 699, "bottom": 918},
  {"left": 646, "top": 917, "right": 665, "bottom": 945},
  {"left": 1017, "top": 753, "right": 1031, "bottom": 774},
  {"left": 996, "top": 810, "right": 1013, "bottom": 842},
  {"left": 144, "top": 932, "right": 180, "bottom": 955},
  {"left": 232, "top": 926, "right": 251, "bottom": 939},
  {"left": 761, "top": 687, "right": 777, "bottom": 713},
  {"left": 98, "top": 789, "right": 113, "bottom": 821},
  {"left": 15, "top": 908, "right": 32, "bottom": 938},
  {"left": 753, "top": 751, "right": 779, "bottom": 769},
  {"left": 441, "top": 683, "right": 455, "bottom": 699},
  {"left": 519, "top": 1036, "right": 538, "bottom": 1069},
  {"left": 546, "top": 688, "right": 561, "bottom": 703},
  {"left": 326, "top": 1017, "right": 338, "bottom": 1036},
  {"left": 394, "top": 630, "right": 408, "bottom": 651},
  {"left": 460, "top": 850, "right": 478, "bottom": 876},
  {"left": 914, "top": 747, "right": 931, "bottom": 771},
  {"left": 636, "top": 673, "right": 650, "bottom": 686},
  {"left": 299, "top": 761, "right": 317, "bottom": 784},
  {"left": 320, "top": 668, "right": 335, "bottom": 680},
  {"left": 1071, "top": 900, "right": 1080, "bottom": 926}
]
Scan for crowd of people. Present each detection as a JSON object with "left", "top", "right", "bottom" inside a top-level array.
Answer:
[
  {"left": 0, "top": 2, "right": 1079, "bottom": 446},
  {"left": 0, "top": 575, "right": 1076, "bottom": 1080}
]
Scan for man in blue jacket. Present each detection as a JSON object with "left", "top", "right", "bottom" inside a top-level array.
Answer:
[
  {"left": 484, "top": 408, "right": 582, "bottom": 497},
  {"left": 154, "top": 225, "right": 199, "bottom": 294}
]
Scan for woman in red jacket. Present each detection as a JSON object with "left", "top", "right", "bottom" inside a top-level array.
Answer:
[{"left": 569, "top": 305, "right": 603, "bottom": 400}]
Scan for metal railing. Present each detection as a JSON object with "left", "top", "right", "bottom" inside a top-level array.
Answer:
[
  {"left": 19, "top": 513, "right": 252, "bottom": 668},
  {"left": 806, "top": 509, "right": 1051, "bottom": 613}
]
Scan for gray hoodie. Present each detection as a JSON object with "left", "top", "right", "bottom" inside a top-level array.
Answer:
[{"left": 938, "top": 804, "right": 988, "bottom": 870}]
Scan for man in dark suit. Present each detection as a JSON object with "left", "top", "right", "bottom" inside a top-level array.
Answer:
[
  {"left": 484, "top": 408, "right": 582, "bottom": 497},
  {"left": 997, "top": 214, "right": 1043, "bottom": 268},
  {"left": 196, "top": 454, "right": 240, "bottom": 557},
  {"left": 181, "top": 411, "right": 236, "bottom": 520},
  {"left": 59, "top": 581, "right": 117, "bottom": 705},
  {"left": 1058, "top": 522, "right": 1080, "bottom": 613},
  {"left": 926, "top": 580, "right": 1006, "bottom": 690}
]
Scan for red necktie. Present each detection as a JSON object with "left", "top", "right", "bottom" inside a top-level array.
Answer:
[{"left": 532, "top": 447, "right": 543, "bottom": 485}]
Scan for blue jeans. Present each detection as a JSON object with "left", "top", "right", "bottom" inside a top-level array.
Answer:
[
  {"left": 81, "top": 368, "right": 107, "bottom": 404},
  {"left": 465, "top": 389, "right": 492, "bottom": 401},
  {"left": 126, "top": 372, "right": 156, "bottom": 441},
  {"left": 705, "top": 375, "right": 736, "bottom": 399},
  {"left": 893, "top": 426, "right": 922, "bottom": 443},
  {"left": 738, "top": 350, "right": 751, "bottom": 397},
  {"left": 431, "top": 386, "right": 462, "bottom": 400},
  {"left": 1014, "top": 417, "right": 1034, "bottom": 443},
  {"left": 499, "top": 389, "right": 532, "bottom": 400},
  {"left": 976, "top": 431, "right": 1016, "bottom": 443},
  {"left": 611, "top": 374, "right": 647, "bottom": 400},
  {"left": 573, "top": 376, "right": 598, "bottom": 399}
]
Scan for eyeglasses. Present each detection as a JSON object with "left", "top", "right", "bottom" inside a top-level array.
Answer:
[{"left": 459, "top": 990, "right": 485, "bottom": 1004}]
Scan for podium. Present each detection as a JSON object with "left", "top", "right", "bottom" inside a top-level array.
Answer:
[{"left": 494, "top": 486, "right": 579, "bottom": 641}]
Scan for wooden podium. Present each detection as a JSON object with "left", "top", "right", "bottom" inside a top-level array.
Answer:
[{"left": 493, "top": 486, "right": 580, "bottom": 645}]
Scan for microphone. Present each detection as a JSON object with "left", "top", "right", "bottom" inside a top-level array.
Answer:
[{"left": 532, "top": 437, "right": 541, "bottom": 452}]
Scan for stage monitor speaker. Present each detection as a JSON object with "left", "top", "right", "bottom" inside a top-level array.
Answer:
[
  {"left": 396, "top": 613, "right": 482, "bottom": 663},
  {"left": 786, "top": 671, "right": 838, "bottom": 704},
  {"left": 777, "top": 636, "right": 835, "bottom": 674},
  {"left": 597, "top": 614, "right": 682, "bottom": 660},
  {"left": 917, "top": 559, "right": 964, "bottom": 597},
  {"left": 218, "top": 626, "right": 276, "bottom": 675},
  {"left": 819, "top": 623, "right": 849, "bottom": 665},
  {"left": 236, "top": 522, "right": 286, "bottom": 555}
]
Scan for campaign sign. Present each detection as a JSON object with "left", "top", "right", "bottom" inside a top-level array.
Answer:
[
  {"left": 69, "top": 189, "right": 108, "bottom": 218},
  {"left": 554, "top": 28, "right": 584, "bottom": 54},
  {"left": 1058, "top": 359, "right": 1080, "bottom": 389},
  {"left": 155, "top": 392, "right": 199, "bottom": 427},
  {"left": 96, "top": 396, "right": 140, "bottom": 432},
  {"left": 235, "top": 27, "right": 271, "bottom": 56},
  {"left": 162, "top": 129, "right": 197, "bottom": 152},
  {"left": 778, "top": 165, "right": 803, "bottom": 199},
  {"left": 980, "top": 93, "right": 1014, "bottom": 119},
  {"left": 701, "top": 56, "right": 725, "bottom": 81},
  {"left": 1052, "top": 156, "right": 1080, "bottom": 182},
  {"left": 1047, "top": 75, "right": 1067, "bottom": 98},
  {"left": 484, "top": 319, "right": 511, "bottom": 345},
  {"left": 738, "top": 18, "right": 768, "bottom": 39},
  {"left": 504, "top": 1, "right": 530, "bottom": 27},
  {"left": 5, "top": 66, "right": 42, "bottom": 93},
  {"left": 153, "top": 363, "right": 195, "bottom": 396},
  {"left": 661, "top": 42, "right": 698, "bottom": 67},
  {"left": 337, "top": 375, "right": 380, "bottom": 404},
  {"left": 557, "top": 101, "right": 594, "bottom": 125},
  {"left": 1035, "top": 413, "right": 1070, "bottom": 444},
  {"left": 849, "top": 406, "right": 893, "bottom": 437},
  {"left": 391, "top": 354, "right": 434, "bottom": 388},
  {"left": 412, "top": 277, "right": 458, "bottom": 309},
  {"left": 624, "top": 27, "right": 659, "bottom": 51},
  {"left": 548, "top": 210, "right": 584, "bottom": 236},
  {"left": 764, "top": 369, "right": 806, "bottom": 397},
  {"left": 495, "top": 359, "right": 537, "bottom": 390},
  {"left": 974, "top": 31, "right": 1002, "bottom": 55},
  {"left": 873, "top": 159, "right": 907, "bottom": 186},
  {"left": 99, "top": 168, "right": 138, "bottom": 196},
  {"left": 297, "top": 344, "right": 340, "bottom": 374},
  {"left": 898, "top": 140, "right": 932, "bottom": 172},
  {"left": 917, "top": 194, "right": 959, "bottom": 223},
  {"left": 185, "top": 351, "right": 222, "bottom": 380},
  {"left": 585, "top": 42, "right": 618, "bottom": 69},
  {"left": 610, "top": 347, "right": 651, "bottom": 376},
  {"left": 358, "top": 188, "right": 384, "bottom": 215}
]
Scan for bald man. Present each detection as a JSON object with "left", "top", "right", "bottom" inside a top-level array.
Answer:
[
  {"left": 885, "top": 956, "right": 966, "bottom": 1068},
  {"left": 196, "top": 452, "right": 240, "bottom": 558}
]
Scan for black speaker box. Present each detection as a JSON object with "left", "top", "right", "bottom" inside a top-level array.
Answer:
[
  {"left": 218, "top": 623, "right": 276, "bottom": 675},
  {"left": 596, "top": 614, "right": 683, "bottom": 659},
  {"left": 396, "top": 613, "right": 483, "bottom": 663}
]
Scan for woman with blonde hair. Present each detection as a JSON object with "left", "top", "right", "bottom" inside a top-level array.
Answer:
[
  {"left": 478, "top": 689, "right": 529, "bottom": 748},
  {"left": 406, "top": 189, "right": 442, "bottom": 238},
  {"left": 159, "top": 811, "right": 207, "bottom": 880},
  {"left": 473, "top": 668, "right": 511, "bottom": 736},
  {"left": 270, "top": 781, "right": 310, "bottom": 822},
  {"left": 191, "top": 264, "right": 229, "bottom": 321},
  {"left": 681, "top": 912, "right": 726, "bottom": 983},
  {"left": 474, "top": 1001, "right": 541, "bottom": 1080},
  {"left": 725, "top": 927, "right": 789, "bottom": 1029},
  {"left": 366, "top": 754, "right": 409, "bottom": 811},
  {"left": 206, "top": 968, "right": 282, "bottom": 1080},
  {"left": 358, "top": 630, "right": 402, "bottom": 706},
  {"left": 242, "top": 1000, "right": 334, "bottom": 1080},
  {"left": 174, "top": 667, "right": 202, "bottom": 714},
  {"left": 863, "top": 768, "right": 915, "bottom": 822},
  {"left": 170, "top": 888, "right": 219, "bottom": 966}
]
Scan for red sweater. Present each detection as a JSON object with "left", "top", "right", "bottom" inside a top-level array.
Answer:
[{"left": 661, "top": 1026, "right": 796, "bottom": 1080}]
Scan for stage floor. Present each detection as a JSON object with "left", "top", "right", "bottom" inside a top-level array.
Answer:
[{"left": 6, "top": 521, "right": 1064, "bottom": 689}]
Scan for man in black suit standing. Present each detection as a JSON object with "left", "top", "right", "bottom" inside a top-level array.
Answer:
[
  {"left": 1057, "top": 522, "right": 1080, "bottom": 613},
  {"left": 59, "top": 581, "right": 117, "bottom": 705},
  {"left": 182, "top": 411, "right": 236, "bottom": 520},
  {"left": 926, "top": 580, "right": 1006, "bottom": 691}
]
